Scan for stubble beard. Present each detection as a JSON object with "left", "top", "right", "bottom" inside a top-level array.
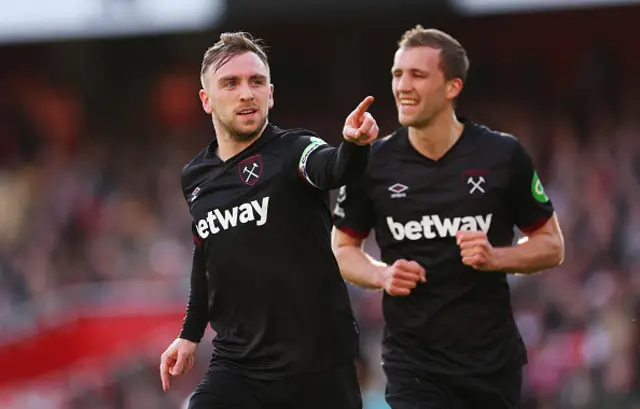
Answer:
[{"left": 217, "top": 113, "right": 268, "bottom": 142}]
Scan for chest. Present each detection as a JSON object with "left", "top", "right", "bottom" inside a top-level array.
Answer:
[
  {"left": 188, "top": 151, "right": 287, "bottom": 240},
  {"left": 369, "top": 155, "right": 510, "bottom": 234}
]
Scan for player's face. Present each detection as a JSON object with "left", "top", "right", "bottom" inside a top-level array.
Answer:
[
  {"left": 391, "top": 46, "right": 459, "bottom": 128},
  {"left": 199, "top": 52, "right": 274, "bottom": 141}
]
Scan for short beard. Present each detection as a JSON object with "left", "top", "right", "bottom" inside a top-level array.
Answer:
[{"left": 220, "top": 115, "right": 267, "bottom": 142}]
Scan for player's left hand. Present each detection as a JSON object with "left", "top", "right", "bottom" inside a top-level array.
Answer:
[
  {"left": 456, "top": 231, "right": 497, "bottom": 271},
  {"left": 343, "top": 96, "right": 379, "bottom": 145}
]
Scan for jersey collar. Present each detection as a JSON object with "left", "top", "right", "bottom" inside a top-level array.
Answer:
[
  {"left": 205, "top": 123, "right": 277, "bottom": 164},
  {"left": 400, "top": 118, "right": 476, "bottom": 163}
]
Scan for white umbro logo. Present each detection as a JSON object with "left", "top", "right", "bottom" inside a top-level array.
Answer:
[
  {"left": 388, "top": 183, "right": 408, "bottom": 198},
  {"left": 467, "top": 176, "right": 485, "bottom": 194}
]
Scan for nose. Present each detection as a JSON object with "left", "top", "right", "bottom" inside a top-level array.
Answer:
[
  {"left": 239, "top": 82, "right": 254, "bottom": 102},
  {"left": 396, "top": 74, "right": 413, "bottom": 93}
]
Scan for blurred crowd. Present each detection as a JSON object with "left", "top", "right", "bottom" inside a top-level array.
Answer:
[{"left": 1, "top": 14, "right": 640, "bottom": 409}]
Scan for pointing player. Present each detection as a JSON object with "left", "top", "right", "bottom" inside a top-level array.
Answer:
[
  {"left": 332, "top": 26, "right": 565, "bottom": 409},
  {"left": 160, "top": 31, "right": 378, "bottom": 409}
]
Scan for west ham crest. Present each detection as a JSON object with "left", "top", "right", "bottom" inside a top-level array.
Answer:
[
  {"left": 463, "top": 169, "right": 489, "bottom": 197},
  {"left": 238, "top": 155, "right": 262, "bottom": 186}
]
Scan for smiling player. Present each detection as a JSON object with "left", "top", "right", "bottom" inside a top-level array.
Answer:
[{"left": 332, "top": 26, "right": 565, "bottom": 409}]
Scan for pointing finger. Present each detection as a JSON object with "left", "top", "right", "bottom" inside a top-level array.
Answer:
[{"left": 352, "top": 96, "right": 374, "bottom": 119}]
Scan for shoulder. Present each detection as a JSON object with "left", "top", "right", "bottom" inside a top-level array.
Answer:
[
  {"left": 269, "top": 126, "right": 331, "bottom": 167},
  {"left": 373, "top": 127, "right": 405, "bottom": 151},
  {"left": 181, "top": 146, "right": 209, "bottom": 197},
  {"left": 467, "top": 120, "right": 519, "bottom": 145},
  {"left": 275, "top": 126, "right": 328, "bottom": 148},
  {"left": 366, "top": 127, "right": 407, "bottom": 171},
  {"left": 464, "top": 120, "right": 523, "bottom": 158}
]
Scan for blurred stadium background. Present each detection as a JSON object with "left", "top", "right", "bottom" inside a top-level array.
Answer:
[{"left": 1, "top": 0, "right": 640, "bottom": 408}]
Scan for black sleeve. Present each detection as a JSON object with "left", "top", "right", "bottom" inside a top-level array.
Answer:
[
  {"left": 506, "top": 140, "right": 555, "bottom": 233},
  {"left": 293, "top": 134, "right": 371, "bottom": 190},
  {"left": 178, "top": 225, "right": 209, "bottom": 342},
  {"left": 332, "top": 178, "right": 375, "bottom": 239}
]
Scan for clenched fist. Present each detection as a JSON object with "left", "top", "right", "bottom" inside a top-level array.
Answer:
[
  {"left": 378, "top": 259, "right": 426, "bottom": 296},
  {"left": 456, "top": 231, "right": 496, "bottom": 271}
]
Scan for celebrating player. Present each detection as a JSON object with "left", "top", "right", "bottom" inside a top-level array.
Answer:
[
  {"left": 332, "top": 26, "right": 565, "bottom": 409},
  {"left": 160, "top": 31, "right": 378, "bottom": 409}
]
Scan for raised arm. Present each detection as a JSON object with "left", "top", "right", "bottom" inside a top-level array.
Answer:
[{"left": 296, "top": 97, "right": 379, "bottom": 190}]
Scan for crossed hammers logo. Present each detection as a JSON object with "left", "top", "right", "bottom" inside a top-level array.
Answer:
[
  {"left": 467, "top": 176, "right": 485, "bottom": 194},
  {"left": 243, "top": 162, "right": 259, "bottom": 182}
]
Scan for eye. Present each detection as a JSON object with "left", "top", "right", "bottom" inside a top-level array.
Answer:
[
  {"left": 224, "top": 80, "right": 236, "bottom": 88},
  {"left": 252, "top": 78, "right": 265, "bottom": 86}
]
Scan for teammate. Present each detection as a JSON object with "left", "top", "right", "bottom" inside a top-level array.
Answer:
[
  {"left": 159, "top": 31, "right": 379, "bottom": 409},
  {"left": 332, "top": 26, "right": 565, "bottom": 409}
]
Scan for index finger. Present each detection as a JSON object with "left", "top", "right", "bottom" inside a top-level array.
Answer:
[
  {"left": 160, "top": 362, "right": 170, "bottom": 392},
  {"left": 352, "top": 96, "right": 374, "bottom": 118}
]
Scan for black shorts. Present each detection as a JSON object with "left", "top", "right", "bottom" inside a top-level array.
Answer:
[
  {"left": 188, "top": 362, "right": 362, "bottom": 409},
  {"left": 384, "top": 366, "right": 522, "bottom": 409}
]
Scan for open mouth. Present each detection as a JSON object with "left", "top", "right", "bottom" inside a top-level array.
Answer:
[
  {"left": 237, "top": 109, "right": 257, "bottom": 116},
  {"left": 399, "top": 98, "right": 419, "bottom": 107}
]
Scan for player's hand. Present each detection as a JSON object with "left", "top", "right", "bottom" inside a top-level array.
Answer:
[
  {"left": 379, "top": 259, "right": 426, "bottom": 296},
  {"left": 456, "top": 231, "right": 497, "bottom": 271},
  {"left": 160, "top": 338, "right": 198, "bottom": 392},
  {"left": 343, "top": 96, "right": 379, "bottom": 145}
]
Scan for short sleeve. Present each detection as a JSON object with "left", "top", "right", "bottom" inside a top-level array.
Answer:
[
  {"left": 332, "top": 179, "right": 375, "bottom": 239},
  {"left": 506, "top": 141, "right": 555, "bottom": 233}
]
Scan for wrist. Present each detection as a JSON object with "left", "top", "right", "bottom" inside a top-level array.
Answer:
[
  {"left": 490, "top": 247, "right": 509, "bottom": 272},
  {"left": 371, "top": 266, "right": 386, "bottom": 289},
  {"left": 178, "top": 331, "right": 202, "bottom": 344},
  {"left": 342, "top": 139, "right": 372, "bottom": 149}
]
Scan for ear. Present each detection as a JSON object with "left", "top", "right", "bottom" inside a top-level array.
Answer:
[
  {"left": 268, "top": 84, "right": 275, "bottom": 109},
  {"left": 199, "top": 89, "right": 212, "bottom": 114},
  {"left": 446, "top": 78, "right": 463, "bottom": 101}
]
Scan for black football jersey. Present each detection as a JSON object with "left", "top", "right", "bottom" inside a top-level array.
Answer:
[
  {"left": 179, "top": 123, "right": 370, "bottom": 379},
  {"left": 333, "top": 119, "right": 554, "bottom": 375}
]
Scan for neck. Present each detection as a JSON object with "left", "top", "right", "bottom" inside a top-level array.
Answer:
[
  {"left": 214, "top": 121, "right": 268, "bottom": 161},
  {"left": 407, "top": 109, "right": 463, "bottom": 161}
]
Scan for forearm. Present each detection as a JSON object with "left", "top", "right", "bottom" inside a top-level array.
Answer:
[
  {"left": 331, "top": 141, "right": 371, "bottom": 187},
  {"left": 306, "top": 142, "right": 371, "bottom": 190},
  {"left": 334, "top": 245, "right": 386, "bottom": 289},
  {"left": 494, "top": 234, "right": 564, "bottom": 274},
  {"left": 179, "top": 246, "right": 209, "bottom": 342}
]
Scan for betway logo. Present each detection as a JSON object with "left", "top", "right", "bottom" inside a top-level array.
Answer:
[
  {"left": 196, "top": 197, "right": 269, "bottom": 238},
  {"left": 387, "top": 213, "right": 492, "bottom": 241}
]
